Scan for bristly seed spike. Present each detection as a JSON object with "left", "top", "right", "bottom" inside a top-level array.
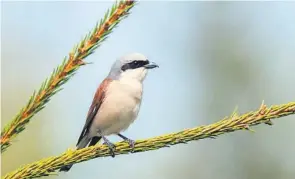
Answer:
[{"left": 1, "top": 0, "right": 136, "bottom": 153}]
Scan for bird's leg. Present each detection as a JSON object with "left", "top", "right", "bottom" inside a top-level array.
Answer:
[
  {"left": 101, "top": 136, "right": 116, "bottom": 157},
  {"left": 98, "top": 131, "right": 116, "bottom": 157},
  {"left": 117, "top": 133, "right": 135, "bottom": 149}
]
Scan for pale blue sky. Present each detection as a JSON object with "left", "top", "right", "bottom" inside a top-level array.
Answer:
[{"left": 2, "top": 1, "right": 295, "bottom": 179}]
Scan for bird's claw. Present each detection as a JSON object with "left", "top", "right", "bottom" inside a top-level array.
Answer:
[
  {"left": 117, "top": 134, "right": 135, "bottom": 151},
  {"left": 103, "top": 141, "right": 116, "bottom": 157},
  {"left": 126, "top": 139, "right": 135, "bottom": 150}
]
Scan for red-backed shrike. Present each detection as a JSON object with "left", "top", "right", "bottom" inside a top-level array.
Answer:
[{"left": 60, "top": 53, "right": 158, "bottom": 172}]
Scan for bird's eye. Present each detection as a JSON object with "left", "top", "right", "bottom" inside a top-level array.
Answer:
[{"left": 122, "top": 60, "right": 148, "bottom": 71}]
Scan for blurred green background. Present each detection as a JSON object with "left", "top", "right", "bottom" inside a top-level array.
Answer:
[{"left": 1, "top": 1, "right": 295, "bottom": 179}]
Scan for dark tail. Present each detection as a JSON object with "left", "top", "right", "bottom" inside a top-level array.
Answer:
[
  {"left": 88, "top": 136, "right": 102, "bottom": 146},
  {"left": 59, "top": 136, "right": 101, "bottom": 172}
]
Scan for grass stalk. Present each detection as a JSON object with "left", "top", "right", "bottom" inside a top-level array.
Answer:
[
  {"left": 0, "top": 0, "right": 136, "bottom": 152},
  {"left": 3, "top": 101, "right": 294, "bottom": 179}
]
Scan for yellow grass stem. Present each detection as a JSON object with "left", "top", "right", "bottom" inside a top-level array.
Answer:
[
  {"left": 3, "top": 101, "right": 294, "bottom": 179},
  {"left": 1, "top": 0, "right": 136, "bottom": 152}
]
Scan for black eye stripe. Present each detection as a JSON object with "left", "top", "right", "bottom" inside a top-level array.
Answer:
[
  {"left": 121, "top": 60, "right": 149, "bottom": 71},
  {"left": 131, "top": 60, "right": 149, "bottom": 67}
]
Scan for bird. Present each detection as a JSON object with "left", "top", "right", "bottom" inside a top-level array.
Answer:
[{"left": 60, "top": 53, "right": 159, "bottom": 172}]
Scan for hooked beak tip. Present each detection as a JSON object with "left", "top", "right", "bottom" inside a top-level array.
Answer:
[{"left": 145, "top": 62, "right": 159, "bottom": 69}]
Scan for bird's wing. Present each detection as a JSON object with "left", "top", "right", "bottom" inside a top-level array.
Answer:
[{"left": 76, "top": 78, "right": 112, "bottom": 146}]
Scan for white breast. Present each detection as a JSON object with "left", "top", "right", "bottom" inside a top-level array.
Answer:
[{"left": 90, "top": 79, "right": 143, "bottom": 136}]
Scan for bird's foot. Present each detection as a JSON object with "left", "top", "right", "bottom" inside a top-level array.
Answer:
[
  {"left": 117, "top": 133, "right": 135, "bottom": 150},
  {"left": 102, "top": 137, "right": 116, "bottom": 157},
  {"left": 126, "top": 139, "right": 135, "bottom": 149}
]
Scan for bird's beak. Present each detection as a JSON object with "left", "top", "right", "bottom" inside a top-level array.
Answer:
[{"left": 144, "top": 62, "right": 159, "bottom": 69}]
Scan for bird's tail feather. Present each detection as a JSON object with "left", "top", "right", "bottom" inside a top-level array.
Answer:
[
  {"left": 88, "top": 136, "right": 102, "bottom": 147},
  {"left": 60, "top": 136, "right": 91, "bottom": 172}
]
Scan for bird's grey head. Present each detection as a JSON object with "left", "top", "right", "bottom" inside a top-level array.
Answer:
[{"left": 107, "top": 53, "right": 159, "bottom": 81}]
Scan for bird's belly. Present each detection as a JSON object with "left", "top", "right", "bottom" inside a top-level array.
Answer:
[{"left": 91, "top": 93, "right": 141, "bottom": 136}]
